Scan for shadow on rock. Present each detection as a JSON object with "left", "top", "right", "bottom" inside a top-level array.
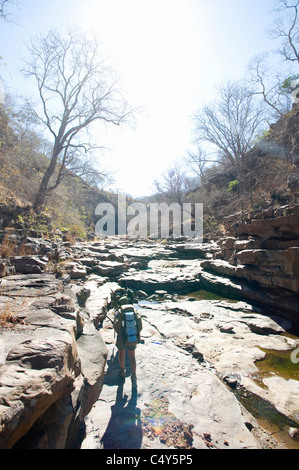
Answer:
[
  {"left": 103, "top": 348, "right": 121, "bottom": 386},
  {"left": 104, "top": 349, "right": 136, "bottom": 386},
  {"left": 100, "top": 382, "right": 142, "bottom": 449}
]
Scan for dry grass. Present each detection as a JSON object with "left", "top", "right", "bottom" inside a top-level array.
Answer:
[
  {"left": 63, "top": 232, "right": 77, "bottom": 245},
  {"left": 0, "top": 233, "right": 17, "bottom": 259},
  {"left": 0, "top": 282, "right": 28, "bottom": 329},
  {"left": 0, "top": 233, "right": 34, "bottom": 258},
  {"left": 18, "top": 240, "right": 33, "bottom": 256}
]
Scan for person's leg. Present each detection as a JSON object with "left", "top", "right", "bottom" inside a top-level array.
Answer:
[
  {"left": 127, "top": 349, "right": 136, "bottom": 376},
  {"left": 127, "top": 349, "right": 137, "bottom": 388},
  {"left": 118, "top": 349, "right": 126, "bottom": 377}
]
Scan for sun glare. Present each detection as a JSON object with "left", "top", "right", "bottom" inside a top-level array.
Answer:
[{"left": 76, "top": 0, "right": 203, "bottom": 196}]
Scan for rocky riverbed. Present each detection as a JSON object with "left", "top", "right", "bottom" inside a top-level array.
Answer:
[
  {"left": 1, "top": 229, "right": 299, "bottom": 449},
  {"left": 81, "top": 256, "right": 299, "bottom": 450}
]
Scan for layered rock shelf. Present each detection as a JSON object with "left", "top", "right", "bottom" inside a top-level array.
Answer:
[
  {"left": 208, "top": 204, "right": 299, "bottom": 323},
  {"left": 0, "top": 204, "right": 299, "bottom": 449},
  {"left": 0, "top": 273, "right": 108, "bottom": 449}
]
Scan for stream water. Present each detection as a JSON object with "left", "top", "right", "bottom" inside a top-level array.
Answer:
[{"left": 234, "top": 387, "right": 299, "bottom": 449}]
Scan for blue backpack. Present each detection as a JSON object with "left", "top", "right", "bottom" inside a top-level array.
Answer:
[
  {"left": 123, "top": 309, "right": 138, "bottom": 344},
  {"left": 114, "top": 304, "right": 142, "bottom": 346}
]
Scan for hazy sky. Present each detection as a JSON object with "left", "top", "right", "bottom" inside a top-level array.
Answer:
[{"left": 0, "top": 0, "right": 285, "bottom": 197}]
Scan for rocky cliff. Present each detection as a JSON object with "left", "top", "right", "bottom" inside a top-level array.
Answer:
[
  {"left": 0, "top": 270, "right": 111, "bottom": 449},
  {"left": 201, "top": 204, "right": 299, "bottom": 325},
  {"left": 267, "top": 103, "right": 299, "bottom": 167}
]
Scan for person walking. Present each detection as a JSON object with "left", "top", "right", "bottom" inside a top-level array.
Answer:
[{"left": 113, "top": 293, "right": 142, "bottom": 389}]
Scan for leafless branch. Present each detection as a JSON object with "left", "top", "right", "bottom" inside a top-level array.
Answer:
[
  {"left": 268, "top": 0, "right": 299, "bottom": 66},
  {"left": 0, "top": 0, "right": 19, "bottom": 21},
  {"left": 192, "top": 80, "right": 267, "bottom": 179},
  {"left": 248, "top": 53, "right": 294, "bottom": 119},
  {"left": 154, "top": 164, "right": 196, "bottom": 204},
  {"left": 22, "top": 27, "right": 135, "bottom": 208},
  {"left": 184, "top": 146, "right": 219, "bottom": 179}
]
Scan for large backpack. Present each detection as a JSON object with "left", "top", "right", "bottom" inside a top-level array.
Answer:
[{"left": 113, "top": 304, "right": 142, "bottom": 347}]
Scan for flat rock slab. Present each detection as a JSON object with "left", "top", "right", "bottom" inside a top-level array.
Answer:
[
  {"left": 142, "top": 299, "right": 298, "bottom": 424},
  {"left": 83, "top": 276, "right": 120, "bottom": 328},
  {"left": 0, "top": 273, "right": 63, "bottom": 297},
  {"left": 82, "top": 292, "right": 299, "bottom": 450},
  {"left": 82, "top": 304, "right": 261, "bottom": 450},
  {"left": 120, "top": 259, "right": 202, "bottom": 293}
]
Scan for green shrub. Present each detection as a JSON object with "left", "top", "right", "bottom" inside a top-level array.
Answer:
[
  {"left": 68, "top": 224, "right": 86, "bottom": 239},
  {"left": 228, "top": 180, "right": 239, "bottom": 193}
]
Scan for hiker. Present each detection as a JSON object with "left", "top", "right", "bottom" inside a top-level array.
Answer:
[{"left": 113, "top": 293, "right": 142, "bottom": 389}]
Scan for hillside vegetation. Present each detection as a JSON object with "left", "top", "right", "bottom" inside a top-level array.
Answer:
[
  {"left": 1, "top": 99, "right": 299, "bottom": 242},
  {"left": 187, "top": 104, "right": 299, "bottom": 238},
  {"left": 0, "top": 101, "right": 119, "bottom": 240},
  {"left": 0, "top": 0, "right": 298, "bottom": 241}
]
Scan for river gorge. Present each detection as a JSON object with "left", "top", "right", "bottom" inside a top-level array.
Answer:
[{"left": 0, "top": 204, "right": 299, "bottom": 449}]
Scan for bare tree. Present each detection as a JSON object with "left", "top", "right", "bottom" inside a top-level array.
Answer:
[
  {"left": 154, "top": 164, "right": 195, "bottom": 204},
  {"left": 22, "top": 28, "right": 133, "bottom": 209},
  {"left": 184, "top": 145, "right": 218, "bottom": 180},
  {"left": 248, "top": 1, "right": 298, "bottom": 118},
  {"left": 192, "top": 81, "right": 266, "bottom": 179},
  {"left": 269, "top": 0, "right": 299, "bottom": 66},
  {"left": 0, "top": 0, "right": 19, "bottom": 21},
  {"left": 248, "top": 53, "right": 293, "bottom": 119},
  {"left": 4, "top": 93, "right": 41, "bottom": 146}
]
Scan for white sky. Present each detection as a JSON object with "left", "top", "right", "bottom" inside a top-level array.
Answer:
[{"left": 0, "top": 0, "right": 286, "bottom": 197}]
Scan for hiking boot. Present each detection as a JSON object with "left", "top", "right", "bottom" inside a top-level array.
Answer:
[
  {"left": 119, "top": 368, "right": 126, "bottom": 379},
  {"left": 131, "top": 374, "right": 137, "bottom": 389}
]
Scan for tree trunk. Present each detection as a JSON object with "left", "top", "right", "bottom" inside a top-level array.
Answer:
[{"left": 33, "top": 149, "right": 59, "bottom": 210}]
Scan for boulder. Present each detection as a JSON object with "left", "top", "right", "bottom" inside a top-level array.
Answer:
[
  {"left": 9, "top": 256, "right": 48, "bottom": 274},
  {"left": 0, "top": 332, "right": 78, "bottom": 449},
  {"left": 0, "top": 272, "right": 108, "bottom": 449},
  {"left": 94, "top": 261, "right": 125, "bottom": 277},
  {"left": 0, "top": 273, "right": 63, "bottom": 297},
  {"left": 78, "top": 257, "right": 98, "bottom": 267},
  {"left": 84, "top": 277, "right": 120, "bottom": 328},
  {"left": 76, "top": 287, "right": 91, "bottom": 307},
  {"left": 62, "top": 262, "right": 87, "bottom": 279}
]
